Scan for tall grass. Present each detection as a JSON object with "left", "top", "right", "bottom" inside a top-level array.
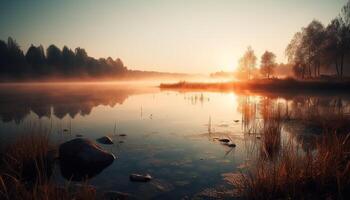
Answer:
[
  {"left": 260, "top": 105, "right": 282, "bottom": 159},
  {"left": 234, "top": 132, "right": 350, "bottom": 199},
  {"left": 0, "top": 131, "right": 96, "bottom": 200}
]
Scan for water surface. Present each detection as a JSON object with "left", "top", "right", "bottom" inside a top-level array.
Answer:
[{"left": 0, "top": 83, "right": 348, "bottom": 199}]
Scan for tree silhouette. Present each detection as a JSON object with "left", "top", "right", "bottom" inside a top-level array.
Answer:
[
  {"left": 6, "top": 37, "right": 26, "bottom": 76},
  {"left": 260, "top": 51, "right": 276, "bottom": 79},
  {"left": 61, "top": 46, "right": 75, "bottom": 75},
  {"left": 25, "top": 45, "right": 46, "bottom": 76},
  {"left": 46, "top": 44, "right": 62, "bottom": 68}
]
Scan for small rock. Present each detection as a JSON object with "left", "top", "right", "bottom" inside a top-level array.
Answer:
[
  {"left": 225, "top": 143, "right": 236, "bottom": 148},
  {"left": 129, "top": 173, "right": 152, "bottom": 182},
  {"left": 97, "top": 136, "right": 113, "bottom": 144},
  {"left": 219, "top": 138, "right": 230, "bottom": 143},
  {"left": 234, "top": 120, "right": 239, "bottom": 123}
]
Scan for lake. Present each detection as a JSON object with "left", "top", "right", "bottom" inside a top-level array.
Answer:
[{"left": 0, "top": 82, "right": 348, "bottom": 199}]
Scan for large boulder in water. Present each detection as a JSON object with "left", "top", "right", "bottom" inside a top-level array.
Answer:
[{"left": 59, "top": 138, "right": 115, "bottom": 181}]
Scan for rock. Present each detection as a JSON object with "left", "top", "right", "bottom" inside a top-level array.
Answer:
[
  {"left": 59, "top": 138, "right": 115, "bottom": 181},
  {"left": 234, "top": 120, "right": 239, "bottom": 123},
  {"left": 218, "top": 138, "right": 230, "bottom": 143},
  {"left": 129, "top": 173, "right": 152, "bottom": 182},
  {"left": 104, "top": 191, "right": 131, "bottom": 200},
  {"left": 225, "top": 143, "right": 236, "bottom": 148},
  {"left": 59, "top": 138, "right": 115, "bottom": 165},
  {"left": 97, "top": 136, "right": 114, "bottom": 144}
]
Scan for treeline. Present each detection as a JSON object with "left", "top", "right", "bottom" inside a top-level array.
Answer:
[
  {"left": 234, "top": 1, "right": 350, "bottom": 80},
  {"left": 286, "top": 1, "right": 350, "bottom": 79},
  {"left": 0, "top": 37, "right": 127, "bottom": 79}
]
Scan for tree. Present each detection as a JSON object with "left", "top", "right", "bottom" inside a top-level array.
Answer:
[
  {"left": 0, "top": 40, "right": 8, "bottom": 74},
  {"left": 237, "top": 46, "right": 257, "bottom": 80},
  {"left": 260, "top": 51, "right": 276, "bottom": 79},
  {"left": 46, "top": 44, "right": 62, "bottom": 66},
  {"left": 75, "top": 47, "right": 88, "bottom": 66},
  {"left": 61, "top": 46, "right": 75, "bottom": 75},
  {"left": 286, "top": 32, "right": 306, "bottom": 79},
  {"left": 286, "top": 21, "right": 326, "bottom": 79},
  {"left": 6, "top": 37, "right": 26, "bottom": 75},
  {"left": 25, "top": 45, "right": 46, "bottom": 75},
  {"left": 338, "top": 1, "right": 350, "bottom": 79},
  {"left": 303, "top": 20, "right": 326, "bottom": 78}
]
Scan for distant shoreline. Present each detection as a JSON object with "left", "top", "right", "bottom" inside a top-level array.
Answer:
[
  {"left": 0, "top": 70, "right": 200, "bottom": 83},
  {"left": 159, "top": 78, "right": 350, "bottom": 93}
]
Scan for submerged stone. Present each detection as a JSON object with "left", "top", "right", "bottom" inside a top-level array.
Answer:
[
  {"left": 225, "top": 143, "right": 236, "bottom": 148},
  {"left": 219, "top": 138, "right": 230, "bottom": 143},
  {"left": 129, "top": 173, "right": 152, "bottom": 182},
  {"left": 97, "top": 136, "right": 114, "bottom": 144}
]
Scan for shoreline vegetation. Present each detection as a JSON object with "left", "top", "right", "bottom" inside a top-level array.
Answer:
[
  {"left": 159, "top": 78, "right": 350, "bottom": 93},
  {"left": 234, "top": 105, "right": 350, "bottom": 199}
]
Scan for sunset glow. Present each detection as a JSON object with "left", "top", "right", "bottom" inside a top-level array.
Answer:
[
  {"left": 0, "top": 0, "right": 346, "bottom": 73},
  {"left": 1, "top": 1, "right": 350, "bottom": 199}
]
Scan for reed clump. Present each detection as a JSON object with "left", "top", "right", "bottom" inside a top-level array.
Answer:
[
  {"left": 234, "top": 132, "right": 350, "bottom": 199},
  {"left": 260, "top": 105, "right": 282, "bottom": 159}
]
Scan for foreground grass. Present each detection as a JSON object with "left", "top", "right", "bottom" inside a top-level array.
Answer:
[
  {"left": 0, "top": 132, "right": 96, "bottom": 200},
  {"left": 234, "top": 131, "right": 350, "bottom": 199}
]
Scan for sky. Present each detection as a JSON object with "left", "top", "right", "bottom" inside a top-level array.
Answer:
[{"left": 0, "top": 0, "right": 347, "bottom": 73}]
